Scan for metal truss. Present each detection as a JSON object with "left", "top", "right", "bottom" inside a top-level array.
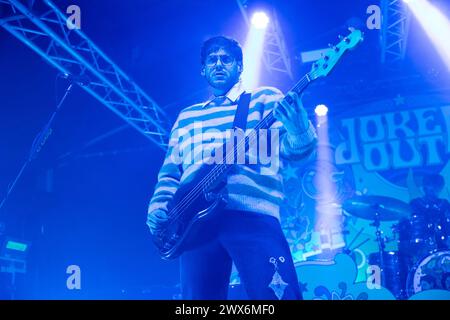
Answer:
[
  {"left": 380, "top": 0, "right": 411, "bottom": 64},
  {"left": 236, "top": 0, "right": 293, "bottom": 80},
  {"left": 0, "top": 0, "right": 169, "bottom": 149}
]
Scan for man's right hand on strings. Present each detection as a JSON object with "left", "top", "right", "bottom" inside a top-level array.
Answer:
[{"left": 147, "top": 209, "right": 169, "bottom": 234}]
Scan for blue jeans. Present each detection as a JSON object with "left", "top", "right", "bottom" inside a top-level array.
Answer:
[{"left": 180, "top": 210, "right": 302, "bottom": 300}]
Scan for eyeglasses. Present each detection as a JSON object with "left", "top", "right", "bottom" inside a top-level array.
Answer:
[{"left": 205, "top": 54, "right": 235, "bottom": 67}]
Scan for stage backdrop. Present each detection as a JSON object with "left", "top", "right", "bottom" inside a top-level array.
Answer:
[{"left": 278, "top": 93, "right": 450, "bottom": 283}]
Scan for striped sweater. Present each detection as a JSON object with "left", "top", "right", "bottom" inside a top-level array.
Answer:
[{"left": 147, "top": 82, "right": 317, "bottom": 222}]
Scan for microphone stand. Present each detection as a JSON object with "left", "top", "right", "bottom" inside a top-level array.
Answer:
[{"left": 0, "top": 81, "right": 74, "bottom": 213}]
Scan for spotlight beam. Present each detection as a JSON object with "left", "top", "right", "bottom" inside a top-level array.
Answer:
[
  {"left": 314, "top": 109, "right": 345, "bottom": 253},
  {"left": 406, "top": 0, "right": 450, "bottom": 71},
  {"left": 242, "top": 12, "right": 269, "bottom": 90}
]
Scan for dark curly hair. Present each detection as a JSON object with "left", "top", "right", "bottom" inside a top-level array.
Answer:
[{"left": 200, "top": 36, "right": 243, "bottom": 67}]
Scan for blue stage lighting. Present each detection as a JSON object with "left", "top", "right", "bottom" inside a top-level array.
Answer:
[
  {"left": 251, "top": 12, "right": 269, "bottom": 29},
  {"left": 315, "top": 104, "right": 329, "bottom": 117},
  {"left": 405, "top": 0, "right": 450, "bottom": 71}
]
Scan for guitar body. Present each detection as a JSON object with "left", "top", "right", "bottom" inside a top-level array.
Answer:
[{"left": 153, "top": 164, "right": 228, "bottom": 260}]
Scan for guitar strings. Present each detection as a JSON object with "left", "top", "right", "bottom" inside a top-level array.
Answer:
[
  {"left": 158, "top": 35, "right": 361, "bottom": 247},
  {"left": 163, "top": 72, "right": 314, "bottom": 229},
  {"left": 164, "top": 73, "right": 313, "bottom": 225},
  {"left": 164, "top": 72, "right": 315, "bottom": 227},
  {"left": 166, "top": 113, "right": 274, "bottom": 219},
  {"left": 164, "top": 114, "right": 275, "bottom": 224}
]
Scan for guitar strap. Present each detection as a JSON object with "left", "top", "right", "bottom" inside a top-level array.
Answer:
[
  {"left": 232, "top": 92, "right": 251, "bottom": 131},
  {"left": 219, "top": 92, "right": 251, "bottom": 182}
]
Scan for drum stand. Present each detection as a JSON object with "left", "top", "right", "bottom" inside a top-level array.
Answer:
[
  {"left": 371, "top": 206, "right": 407, "bottom": 299},
  {"left": 371, "top": 209, "right": 386, "bottom": 281},
  {"left": 343, "top": 195, "right": 411, "bottom": 299}
]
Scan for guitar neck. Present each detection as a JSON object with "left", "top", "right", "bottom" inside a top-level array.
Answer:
[
  {"left": 203, "top": 72, "right": 314, "bottom": 191},
  {"left": 256, "top": 72, "right": 313, "bottom": 130}
]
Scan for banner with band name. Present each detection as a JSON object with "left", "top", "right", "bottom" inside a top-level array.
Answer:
[{"left": 280, "top": 93, "right": 450, "bottom": 282}]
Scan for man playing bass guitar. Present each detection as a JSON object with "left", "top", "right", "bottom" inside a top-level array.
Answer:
[{"left": 147, "top": 36, "right": 317, "bottom": 300}]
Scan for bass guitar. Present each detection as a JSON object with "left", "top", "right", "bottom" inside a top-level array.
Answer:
[{"left": 153, "top": 28, "right": 364, "bottom": 259}]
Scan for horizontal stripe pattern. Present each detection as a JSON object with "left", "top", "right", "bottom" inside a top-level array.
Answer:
[{"left": 148, "top": 86, "right": 316, "bottom": 220}]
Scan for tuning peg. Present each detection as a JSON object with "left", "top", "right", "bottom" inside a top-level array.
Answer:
[
  {"left": 338, "top": 35, "right": 343, "bottom": 40},
  {"left": 328, "top": 43, "right": 333, "bottom": 48}
]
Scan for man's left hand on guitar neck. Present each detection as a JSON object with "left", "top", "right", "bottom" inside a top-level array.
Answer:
[{"left": 273, "top": 91, "right": 310, "bottom": 137}]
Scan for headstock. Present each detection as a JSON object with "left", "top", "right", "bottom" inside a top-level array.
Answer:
[{"left": 309, "top": 28, "right": 364, "bottom": 81}]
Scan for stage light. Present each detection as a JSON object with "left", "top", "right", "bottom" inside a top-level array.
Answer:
[
  {"left": 1, "top": 237, "right": 30, "bottom": 259},
  {"left": 405, "top": 0, "right": 450, "bottom": 71},
  {"left": 0, "top": 237, "right": 28, "bottom": 281},
  {"left": 6, "top": 240, "right": 28, "bottom": 252},
  {"left": 251, "top": 12, "right": 269, "bottom": 29},
  {"left": 315, "top": 104, "right": 328, "bottom": 117}
]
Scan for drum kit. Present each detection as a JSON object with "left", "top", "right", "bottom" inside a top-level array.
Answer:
[{"left": 343, "top": 195, "right": 450, "bottom": 299}]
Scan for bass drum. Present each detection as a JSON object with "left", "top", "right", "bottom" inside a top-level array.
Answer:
[{"left": 406, "top": 250, "right": 450, "bottom": 297}]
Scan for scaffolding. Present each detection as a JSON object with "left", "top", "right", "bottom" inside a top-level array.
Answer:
[
  {"left": 0, "top": 0, "right": 170, "bottom": 150},
  {"left": 236, "top": 0, "right": 293, "bottom": 79},
  {"left": 380, "top": 0, "right": 411, "bottom": 64}
]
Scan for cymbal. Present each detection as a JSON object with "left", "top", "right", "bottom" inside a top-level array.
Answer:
[{"left": 343, "top": 195, "right": 411, "bottom": 221}]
